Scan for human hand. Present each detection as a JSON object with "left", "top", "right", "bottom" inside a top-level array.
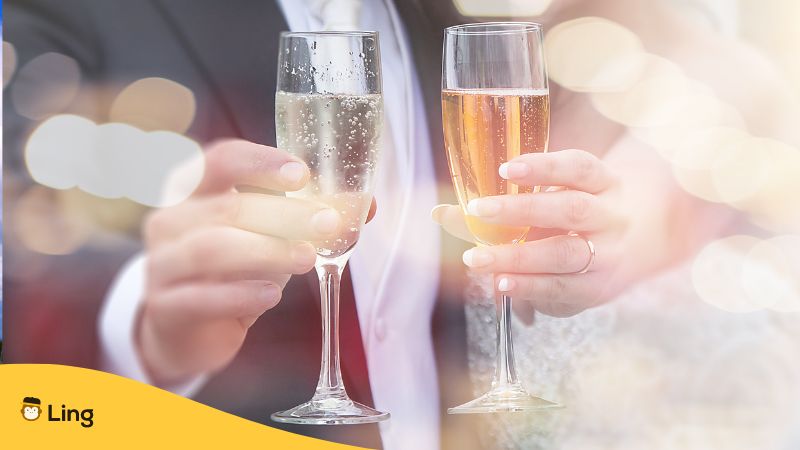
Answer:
[
  {"left": 432, "top": 149, "right": 630, "bottom": 318},
  {"left": 138, "top": 139, "right": 374, "bottom": 385}
]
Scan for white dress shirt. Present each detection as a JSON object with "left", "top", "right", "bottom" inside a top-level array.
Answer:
[{"left": 99, "top": 1, "right": 442, "bottom": 449}]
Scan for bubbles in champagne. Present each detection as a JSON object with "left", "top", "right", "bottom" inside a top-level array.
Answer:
[
  {"left": 276, "top": 91, "right": 383, "bottom": 256},
  {"left": 442, "top": 89, "right": 550, "bottom": 245}
]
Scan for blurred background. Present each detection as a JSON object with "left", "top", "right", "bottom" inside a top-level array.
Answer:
[{"left": 2, "top": 0, "right": 800, "bottom": 448}]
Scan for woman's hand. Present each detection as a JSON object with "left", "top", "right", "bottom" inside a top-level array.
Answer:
[{"left": 432, "top": 149, "right": 632, "bottom": 318}]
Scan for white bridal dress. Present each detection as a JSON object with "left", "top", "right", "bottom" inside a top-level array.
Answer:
[{"left": 464, "top": 264, "right": 800, "bottom": 449}]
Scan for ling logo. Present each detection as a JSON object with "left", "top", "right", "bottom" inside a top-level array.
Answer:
[
  {"left": 20, "top": 396, "right": 94, "bottom": 428},
  {"left": 22, "top": 397, "right": 42, "bottom": 421}
]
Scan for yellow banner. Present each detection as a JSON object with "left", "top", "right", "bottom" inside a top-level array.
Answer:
[{"left": 0, "top": 364, "right": 370, "bottom": 449}]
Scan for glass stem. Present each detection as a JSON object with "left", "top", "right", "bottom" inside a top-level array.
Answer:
[
  {"left": 312, "top": 254, "right": 351, "bottom": 403},
  {"left": 492, "top": 294, "right": 520, "bottom": 390}
]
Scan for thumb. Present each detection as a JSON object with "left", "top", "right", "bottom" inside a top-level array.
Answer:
[{"left": 430, "top": 204, "right": 475, "bottom": 243}]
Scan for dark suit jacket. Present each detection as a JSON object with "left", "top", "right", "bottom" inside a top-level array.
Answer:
[{"left": 3, "top": 1, "right": 481, "bottom": 448}]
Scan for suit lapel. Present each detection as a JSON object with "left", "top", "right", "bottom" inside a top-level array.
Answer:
[
  {"left": 150, "top": 0, "right": 289, "bottom": 145},
  {"left": 394, "top": 0, "right": 465, "bottom": 192}
]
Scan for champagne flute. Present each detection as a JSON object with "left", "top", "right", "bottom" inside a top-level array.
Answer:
[
  {"left": 271, "top": 31, "right": 389, "bottom": 425},
  {"left": 442, "top": 22, "right": 560, "bottom": 413}
]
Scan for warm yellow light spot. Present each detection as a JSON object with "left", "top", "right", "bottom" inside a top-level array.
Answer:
[
  {"left": 671, "top": 127, "right": 750, "bottom": 203},
  {"left": 692, "top": 235, "right": 774, "bottom": 312},
  {"left": 11, "top": 52, "right": 81, "bottom": 119},
  {"left": 742, "top": 235, "right": 800, "bottom": 312},
  {"left": 546, "top": 17, "right": 646, "bottom": 93},
  {"left": 11, "top": 185, "right": 93, "bottom": 255},
  {"left": 59, "top": 188, "right": 147, "bottom": 234},
  {"left": 591, "top": 55, "right": 687, "bottom": 127},
  {"left": 630, "top": 83, "right": 745, "bottom": 161},
  {"left": 735, "top": 141, "right": 800, "bottom": 231},
  {"left": 110, "top": 77, "right": 196, "bottom": 133},
  {"left": 3, "top": 41, "right": 18, "bottom": 88},
  {"left": 711, "top": 137, "right": 776, "bottom": 204}
]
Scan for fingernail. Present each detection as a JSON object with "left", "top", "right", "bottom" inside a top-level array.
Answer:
[
  {"left": 499, "top": 162, "right": 529, "bottom": 179},
  {"left": 291, "top": 242, "right": 317, "bottom": 268},
  {"left": 498, "top": 277, "right": 515, "bottom": 292},
  {"left": 430, "top": 205, "right": 447, "bottom": 223},
  {"left": 280, "top": 161, "right": 307, "bottom": 184},
  {"left": 260, "top": 283, "right": 281, "bottom": 302},
  {"left": 467, "top": 198, "right": 501, "bottom": 217},
  {"left": 463, "top": 248, "right": 494, "bottom": 267},
  {"left": 311, "top": 208, "right": 340, "bottom": 235}
]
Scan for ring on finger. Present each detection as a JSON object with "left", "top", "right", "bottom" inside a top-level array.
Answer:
[{"left": 568, "top": 231, "right": 595, "bottom": 274}]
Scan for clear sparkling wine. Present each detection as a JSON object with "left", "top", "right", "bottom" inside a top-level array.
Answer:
[
  {"left": 276, "top": 91, "right": 383, "bottom": 257},
  {"left": 442, "top": 88, "right": 549, "bottom": 245}
]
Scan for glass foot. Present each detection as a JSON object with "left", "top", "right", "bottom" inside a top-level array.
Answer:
[
  {"left": 271, "top": 397, "right": 390, "bottom": 425},
  {"left": 448, "top": 385, "right": 562, "bottom": 414}
]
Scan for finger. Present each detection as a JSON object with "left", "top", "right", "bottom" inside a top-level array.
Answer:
[
  {"left": 149, "top": 227, "right": 317, "bottom": 286},
  {"left": 494, "top": 272, "right": 605, "bottom": 317},
  {"left": 151, "top": 280, "right": 283, "bottom": 323},
  {"left": 526, "top": 227, "right": 567, "bottom": 241},
  {"left": 366, "top": 197, "right": 377, "bottom": 224},
  {"left": 234, "top": 193, "right": 343, "bottom": 240},
  {"left": 462, "top": 234, "right": 600, "bottom": 274},
  {"left": 145, "top": 192, "right": 341, "bottom": 246},
  {"left": 500, "top": 149, "right": 616, "bottom": 194},
  {"left": 431, "top": 204, "right": 475, "bottom": 243},
  {"left": 230, "top": 273, "right": 291, "bottom": 288},
  {"left": 466, "top": 190, "right": 613, "bottom": 231},
  {"left": 194, "top": 139, "right": 309, "bottom": 196},
  {"left": 145, "top": 193, "right": 236, "bottom": 247},
  {"left": 512, "top": 300, "right": 536, "bottom": 325}
]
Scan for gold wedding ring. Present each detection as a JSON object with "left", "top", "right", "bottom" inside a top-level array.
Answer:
[{"left": 568, "top": 231, "right": 595, "bottom": 274}]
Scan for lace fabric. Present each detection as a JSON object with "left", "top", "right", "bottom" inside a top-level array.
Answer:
[{"left": 464, "top": 264, "right": 800, "bottom": 449}]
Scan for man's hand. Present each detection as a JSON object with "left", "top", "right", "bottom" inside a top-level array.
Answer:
[
  {"left": 138, "top": 139, "right": 342, "bottom": 385},
  {"left": 433, "top": 149, "right": 631, "bottom": 318}
]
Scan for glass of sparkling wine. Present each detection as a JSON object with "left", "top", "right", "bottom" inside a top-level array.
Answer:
[
  {"left": 442, "top": 22, "right": 560, "bottom": 413},
  {"left": 271, "top": 31, "right": 389, "bottom": 425}
]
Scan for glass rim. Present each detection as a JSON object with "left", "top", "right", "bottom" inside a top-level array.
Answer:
[
  {"left": 279, "top": 30, "right": 379, "bottom": 38},
  {"left": 445, "top": 22, "right": 542, "bottom": 35}
]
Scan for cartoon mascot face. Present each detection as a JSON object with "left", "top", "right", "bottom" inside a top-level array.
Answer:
[{"left": 22, "top": 397, "right": 42, "bottom": 421}]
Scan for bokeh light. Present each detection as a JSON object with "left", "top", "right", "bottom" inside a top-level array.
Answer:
[
  {"left": 127, "top": 130, "right": 205, "bottom": 207},
  {"left": 591, "top": 55, "right": 689, "bottom": 128},
  {"left": 735, "top": 141, "right": 800, "bottom": 231},
  {"left": 110, "top": 77, "right": 196, "bottom": 133},
  {"left": 545, "top": 17, "right": 647, "bottom": 93},
  {"left": 3, "top": 41, "right": 18, "bottom": 88},
  {"left": 739, "top": 0, "right": 800, "bottom": 96},
  {"left": 452, "top": 0, "right": 554, "bottom": 17},
  {"left": 711, "top": 136, "right": 777, "bottom": 204},
  {"left": 630, "top": 84, "right": 746, "bottom": 162},
  {"left": 692, "top": 235, "right": 775, "bottom": 312},
  {"left": 742, "top": 235, "right": 800, "bottom": 312},
  {"left": 670, "top": 126, "right": 750, "bottom": 203},
  {"left": 25, "top": 114, "right": 98, "bottom": 190},
  {"left": 59, "top": 188, "right": 147, "bottom": 235},
  {"left": 25, "top": 114, "right": 205, "bottom": 208},
  {"left": 11, "top": 52, "right": 81, "bottom": 119},
  {"left": 11, "top": 185, "right": 94, "bottom": 255},
  {"left": 160, "top": 150, "right": 207, "bottom": 208}
]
